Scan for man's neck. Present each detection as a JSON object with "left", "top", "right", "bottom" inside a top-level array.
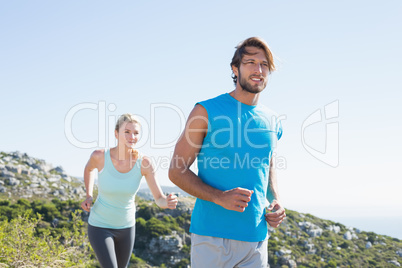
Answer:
[{"left": 229, "top": 88, "right": 260, "bottom": 106}]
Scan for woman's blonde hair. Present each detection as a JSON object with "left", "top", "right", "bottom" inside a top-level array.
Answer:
[{"left": 115, "top": 113, "right": 141, "bottom": 132}]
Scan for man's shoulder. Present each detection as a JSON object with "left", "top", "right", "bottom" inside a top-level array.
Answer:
[
  {"left": 197, "top": 93, "right": 227, "bottom": 106},
  {"left": 256, "top": 103, "right": 280, "bottom": 118}
]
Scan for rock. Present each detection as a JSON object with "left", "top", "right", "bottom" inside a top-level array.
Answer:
[
  {"left": 299, "top": 221, "right": 323, "bottom": 237},
  {"left": 288, "top": 259, "right": 297, "bottom": 268},
  {"left": 73, "top": 187, "right": 84, "bottom": 195},
  {"left": 6, "top": 177, "right": 20, "bottom": 186},
  {"left": 0, "top": 186, "right": 6, "bottom": 193},
  {"left": 10, "top": 151, "right": 24, "bottom": 159},
  {"left": 3, "top": 156, "right": 12, "bottom": 162},
  {"left": 23, "top": 158, "right": 35, "bottom": 167},
  {"left": 31, "top": 169, "right": 40, "bottom": 175},
  {"left": 275, "top": 249, "right": 292, "bottom": 257},
  {"left": 48, "top": 176, "right": 61, "bottom": 182},
  {"left": 21, "top": 167, "right": 32, "bottom": 175},
  {"left": 31, "top": 161, "right": 52, "bottom": 173},
  {"left": 327, "top": 225, "right": 341, "bottom": 234},
  {"left": 30, "top": 183, "right": 40, "bottom": 188},
  {"left": 0, "top": 169, "right": 15, "bottom": 178},
  {"left": 149, "top": 232, "right": 183, "bottom": 253},
  {"left": 31, "top": 176, "right": 40, "bottom": 183},
  {"left": 366, "top": 242, "right": 372, "bottom": 249},
  {"left": 344, "top": 231, "right": 353, "bottom": 240},
  {"left": 62, "top": 175, "right": 72, "bottom": 182},
  {"left": 308, "top": 228, "right": 322, "bottom": 237},
  {"left": 51, "top": 218, "right": 59, "bottom": 228},
  {"left": 305, "top": 243, "right": 315, "bottom": 251},
  {"left": 50, "top": 166, "right": 64, "bottom": 173},
  {"left": 388, "top": 260, "right": 401, "bottom": 267},
  {"left": 5, "top": 164, "right": 20, "bottom": 174},
  {"left": 396, "top": 250, "right": 402, "bottom": 257}
]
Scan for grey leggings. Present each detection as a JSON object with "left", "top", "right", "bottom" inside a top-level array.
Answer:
[{"left": 88, "top": 224, "right": 135, "bottom": 268}]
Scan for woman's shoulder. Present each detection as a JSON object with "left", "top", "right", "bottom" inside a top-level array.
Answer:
[{"left": 90, "top": 149, "right": 106, "bottom": 162}]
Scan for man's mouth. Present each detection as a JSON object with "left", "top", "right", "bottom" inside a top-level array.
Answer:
[{"left": 250, "top": 76, "right": 263, "bottom": 82}]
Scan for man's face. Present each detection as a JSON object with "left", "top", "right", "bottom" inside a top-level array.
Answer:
[{"left": 233, "top": 46, "right": 269, "bottom": 94}]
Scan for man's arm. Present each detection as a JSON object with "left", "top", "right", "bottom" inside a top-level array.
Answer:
[
  {"left": 265, "top": 155, "right": 286, "bottom": 228},
  {"left": 169, "top": 104, "right": 253, "bottom": 212}
]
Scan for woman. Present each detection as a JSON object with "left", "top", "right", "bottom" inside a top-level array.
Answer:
[{"left": 81, "top": 113, "right": 178, "bottom": 268}]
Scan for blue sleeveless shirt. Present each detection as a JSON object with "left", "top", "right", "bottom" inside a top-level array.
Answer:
[
  {"left": 190, "top": 93, "right": 282, "bottom": 242},
  {"left": 88, "top": 149, "right": 143, "bottom": 229}
]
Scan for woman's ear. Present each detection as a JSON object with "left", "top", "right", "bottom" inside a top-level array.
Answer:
[{"left": 115, "top": 129, "right": 119, "bottom": 140}]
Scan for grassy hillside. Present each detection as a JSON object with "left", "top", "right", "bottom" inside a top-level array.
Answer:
[{"left": 1, "top": 151, "right": 401, "bottom": 267}]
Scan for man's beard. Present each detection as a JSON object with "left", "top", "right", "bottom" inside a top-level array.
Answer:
[{"left": 238, "top": 70, "right": 267, "bottom": 94}]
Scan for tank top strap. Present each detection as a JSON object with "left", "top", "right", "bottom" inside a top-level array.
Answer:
[
  {"left": 128, "top": 152, "right": 142, "bottom": 176},
  {"left": 103, "top": 149, "right": 113, "bottom": 172}
]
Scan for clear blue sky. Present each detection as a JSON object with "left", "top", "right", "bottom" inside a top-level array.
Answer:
[{"left": 1, "top": 1, "right": 401, "bottom": 238}]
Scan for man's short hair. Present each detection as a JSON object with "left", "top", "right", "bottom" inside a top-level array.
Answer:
[{"left": 230, "top": 37, "right": 276, "bottom": 85}]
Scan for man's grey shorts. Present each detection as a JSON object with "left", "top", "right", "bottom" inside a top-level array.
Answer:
[{"left": 191, "top": 233, "right": 268, "bottom": 268}]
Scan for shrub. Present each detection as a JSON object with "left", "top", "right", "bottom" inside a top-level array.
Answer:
[{"left": 0, "top": 210, "right": 95, "bottom": 267}]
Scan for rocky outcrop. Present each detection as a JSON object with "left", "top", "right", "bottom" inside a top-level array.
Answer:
[
  {"left": 146, "top": 231, "right": 189, "bottom": 266},
  {"left": 298, "top": 221, "right": 323, "bottom": 238},
  {"left": 0, "top": 151, "right": 86, "bottom": 201}
]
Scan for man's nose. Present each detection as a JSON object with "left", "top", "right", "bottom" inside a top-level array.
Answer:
[{"left": 254, "top": 63, "right": 263, "bottom": 73}]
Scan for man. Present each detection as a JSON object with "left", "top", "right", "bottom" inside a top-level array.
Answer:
[{"left": 169, "top": 37, "right": 286, "bottom": 268}]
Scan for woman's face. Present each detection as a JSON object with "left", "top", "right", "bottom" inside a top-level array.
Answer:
[{"left": 115, "top": 122, "right": 141, "bottom": 150}]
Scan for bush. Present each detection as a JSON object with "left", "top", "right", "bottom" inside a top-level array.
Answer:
[
  {"left": 327, "top": 259, "right": 337, "bottom": 268},
  {"left": 146, "top": 217, "right": 171, "bottom": 237},
  {"left": 0, "top": 210, "right": 95, "bottom": 267}
]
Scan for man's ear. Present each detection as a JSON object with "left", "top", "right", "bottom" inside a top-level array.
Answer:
[
  {"left": 232, "top": 65, "right": 239, "bottom": 78},
  {"left": 115, "top": 129, "right": 118, "bottom": 139}
]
